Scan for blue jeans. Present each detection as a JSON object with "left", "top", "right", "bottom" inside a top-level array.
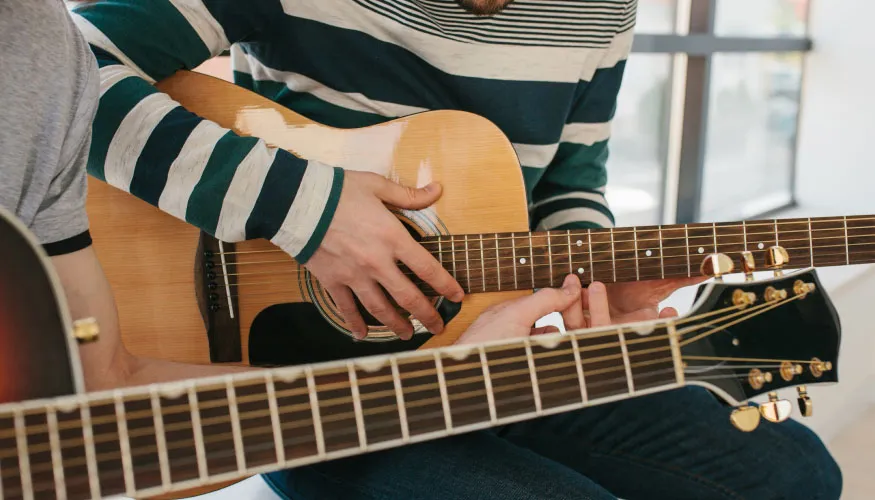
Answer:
[{"left": 262, "top": 387, "right": 841, "bottom": 499}]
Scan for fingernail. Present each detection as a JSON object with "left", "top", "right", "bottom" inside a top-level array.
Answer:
[
  {"left": 450, "top": 291, "right": 465, "bottom": 302},
  {"left": 423, "top": 182, "right": 438, "bottom": 193}
]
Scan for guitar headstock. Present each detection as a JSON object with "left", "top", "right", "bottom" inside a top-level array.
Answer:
[{"left": 678, "top": 256, "right": 840, "bottom": 431}]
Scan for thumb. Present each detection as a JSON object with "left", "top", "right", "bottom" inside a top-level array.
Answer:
[
  {"left": 374, "top": 177, "right": 443, "bottom": 210},
  {"left": 512, "top": 274, "right": 581, "bottom": 326}
]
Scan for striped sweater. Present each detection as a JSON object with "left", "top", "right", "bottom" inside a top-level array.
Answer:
[{"left": 71, "top": 0, "right": 636, "bottom": 263}]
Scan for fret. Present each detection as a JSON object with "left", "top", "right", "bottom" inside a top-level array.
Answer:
[
  {"left": 742, "top": 220, "right": 748, "bottom": 249},
  {"left": 463, "top": 234, "right": 472, "bottom": 293},
  {"left": 529, "top": 232, "right": 551, "bottom": 288},
  {"left": 149, "top": 389, "right": 171, "bottom": 489},
  {"left": 494, "top": 233, "right": 501, "bottom": 292},
  {"left": 808, "top": 218, "right": 815, "bottom": 266},
  {"left": 305, "top": 367, "right": 327, "bottom": 457},
  {"left": 809, "top": 217, "right": 848, "bottom": 267},
  {"left": 566, "top": 232, "right": 588, "bottom": 280},
  {"left": 225, "top": 381, "right": 245, "bottom": 472},
  {"left": 80, "top": 405, "right": 101, "bottom": 499},
  {"left": 437, "top": 237, "right": 444, "bottom": 274},
  {"left": 686, "top": 223, "right": 715, "bottom": 266},
  {"left": 659, "top": 226, "right": 688, "bottom": 279},
  {"left": 743, "top": 220, "right": 775, "bottom": 254},
  {"left": 220, "top": 379, "right": 278, "bottom": 470},
  {"left": 668, "top": 323, "right": 685, "bottom": 384},
  {"left": 617, "top": 332, "right": 634, "bottom": 394},
  {"left": 546, "top": 230, "right": 554, "bottom": 287},
  {"left": 589, "top": 229, "right": 613, "bottom": 282},
  {"left": 587, "top": 229, "right": 595, "bottom": 281},
  {"left": 353, "top": 360, "right": 403, "bottom": 446},
  {"left": 480, "top": 234, "right": 487, "bottom": 292},
  {"left": 186, "top": 385, "right": 208, "bottom": 480},
  {"left": 570, "top": 334, "right": 588, "bottom": 403},
  {"left": 46, "top": 409, "right": 65, "bottom": 500},
  {"left": 774, "top": 219, "right": 780, "bottom": 245},
  {"left": 510, "top": 233, "right": 518, "bottom": 289},
  {"left": 190, "top": 385, "right": 236, "bottom": 476},
  {"left": 433, "top": 352, "right": 453, "bottom": 430},
  {"left": 715, "top": 222, "right": 745, "bottom": 270},
  {"left": 633, "top": 227, "right": 640, "bottom": 281},
  {"left": 482, "top": 344, "right": 537, "bottom": 419},
  {"left": 440, "top": 348, "right": 490, "bottom": 428},
  {"left": 0, "top": 414, "right": 22, "bottom": 500},
  {"left": 311, "top": 366, "right": 360, "bottom": 454},
  {"left": 13, "top": 411, "right": 32, "bottom": 500},
  {"left": 264, "top": 373, "right": 286, "bottom": 465},
  {"left": 113, "top": 393, "right": 134, "bottom": 496},
  {"left": 271, "top": 370, "right": 319, "bottom": 462},
  {"left": 626, "top": 325, "right": 679, "bottom": 391},
  {"left": 523, "top": 338, "right": 543, "bottom": 414},
  {"left": 0, "top": 451, "right": 3, "bottom": 500},
  {"left": 576, "top": 330, "right": 630, "bottom": 400},
  {"left": 390, "top": 358, "right": 410, "bottom": 442},
  {"left": 450, "top": 237, "right": 458, "bottom": 288},
  {"left": 56, "top": 403, "right": 93, "bottom": 500},
  {"left": 88, "top": 400, "right": 126, "bottom": 498},
  {"left": 528, "top": 234, "right": 536, "bottom": 288},
  {"left": 123, "top": 397, "right": 162, "bottom": 491},
  {"left": 18, "top": 411, "right": 55, "bottom": 500},
  {"left": 611, "top": 229, "right": 638, "bottom": 282},
  {"left": 844, "top": 216, "right": 850, "bottom": 265},
  {"left": 609, "top": 227, "right": 617, "bottom": 282},
  {"left": 567, "top": 232, "right": 574, "bottom": 276},
  {"left": 396, "top": 356, "right": 446, "bottom": 437},
  {"left": 776, "top": 218, "right": 812, "bottom": 266},
  {"left": 346, "top": 362, "right": 367, "bottom": 449},
  {"left": 845, "top": 215, "right": 875, "bottom": 265},
  {"left": 529, "top": 335, "right": 585, "bottom": 411},
  {"left": 658, "top": 226, "right": 665, "bottom": 279},
  {"left": 479, "top": 346, "right": 498, "bottom": 423},
  {"left": 684, "top": 224, "right": 691, "bottom": 276}
]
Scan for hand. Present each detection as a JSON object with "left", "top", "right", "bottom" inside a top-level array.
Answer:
[
  {"left": 457, "top": 274, "right": 582, "bottom": 345},
  {"left": 562, "top": 276, "right": 706, "bottom": 330},
  {"left": 304, "top": 171, "right": 464, "bottom": 340}
]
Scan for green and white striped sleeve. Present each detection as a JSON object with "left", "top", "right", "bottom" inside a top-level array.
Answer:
[
  {"left": 71, "top": 0, "right": 343, "bottom": 263},
  {"left": 529, "top": 27, "right": 635, "bottom": 232}
]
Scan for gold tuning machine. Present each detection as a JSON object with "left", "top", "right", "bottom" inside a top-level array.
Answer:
[
  {"left": 797, "top": 385, "right": 813, "bottom": 417},
  {"left": 760, "top": 392, "right": 793, "bottom": 423},
  {"left": 741, "top": 250, "right": 756, "bottom": 282},
  {"left": 700, "top": 253, "right": 734, "bottom": 282},
  {"left": 730, "top": 405, "right": 761, "bottom": 432},
  {"left": 764, "top": 245, "right": 790, "bottom": 277},
  {"left": 72, "top": 317, "right": 100, "bottom": 343}
]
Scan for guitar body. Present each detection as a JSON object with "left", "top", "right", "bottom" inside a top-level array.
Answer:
[{"left": 87, "top": 70, "right": 531, "bottom": 367}]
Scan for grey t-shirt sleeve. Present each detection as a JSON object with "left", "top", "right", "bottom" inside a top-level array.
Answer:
[{"left": 0, "top": 0, "right": 99, "bottom": 249}]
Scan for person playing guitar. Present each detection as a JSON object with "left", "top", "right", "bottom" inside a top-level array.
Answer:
[{"left": 0, "top": 0, "right": 842, "bottom": 498}]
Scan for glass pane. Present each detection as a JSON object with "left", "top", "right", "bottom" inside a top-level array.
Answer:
[
  {"left": 715, "top": 0, "right": 809, "bottom": 37},
  {"left": 701, "top": 52, "right": 803, "bottom": 222},
  {"left": 636, "top": 0, "right": 677, "bottom": 34},
  {"left": 606, "top": 54, "right": 673, "bottom": 226}
]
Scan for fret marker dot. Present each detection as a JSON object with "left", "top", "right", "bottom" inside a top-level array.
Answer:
[
  {"left": 576, "top": 240, "right": 583, "bottom": 247},
  {"left": 520, "top": 257, "right": 527, "bottom": 264},
  {"left": 698, "top": 247, "right": 704, "bottom": 254},
  {"left": 645, "top": 249, "right": 652, "bottom": 257},
  {"left": 758, "top": 242, "right": 765, "bottom": 249},
  {"left": 577, "top": 267, "right": 585, "bottom": 274}
]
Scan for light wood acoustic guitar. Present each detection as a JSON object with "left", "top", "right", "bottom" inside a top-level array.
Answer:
[
  {"left": 86, "top": 69, "right": 875, "bottom": 370},
  {"left": 0, "top": 201, "right": 842, "bottom": 500}
]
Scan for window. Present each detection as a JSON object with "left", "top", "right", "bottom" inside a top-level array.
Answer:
[{"left": 715, "top": 0, "right": 810, "bottom": 37}]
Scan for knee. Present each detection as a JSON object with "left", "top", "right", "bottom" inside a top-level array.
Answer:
[{"left": 769, "top": 422, "right": 842, "bottom": 499}]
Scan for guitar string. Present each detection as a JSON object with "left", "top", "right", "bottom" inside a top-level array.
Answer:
[
  {"left": 0, "top": 295, "right": 807, "bottom": 453},
  {"left": 208, "top": 220, "right": 875, "bottom": 258},
  {"left": 206, "top": 227, "right": 875, "bottom": 266},
  {"left": 205, "top": 242, "right": 875, "bottom": 284},
  {"left": 2, "top": 362, "right": 795, "bottom": 492}
]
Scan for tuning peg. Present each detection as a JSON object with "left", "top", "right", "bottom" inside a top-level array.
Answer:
[
  {"left": 797, "top": 386, "right": 813, "bottom": 417},
  {"left": 730, "top": 405, "right": 761, "bottom": 432},
  {"left": 700, "top": 253, "right": 734, "bottom": 282},
  {"left": 72, "top": 317, "right": 100, "bottom": 343},
  {"left": 741, "top": 250, "right": 756, "bottom": 282},
  {"left": 764, "top": 245, "right": 790, "bottom": 277},
  {"left": 760, "top": 392, "right": 793, "bottom": 423}
]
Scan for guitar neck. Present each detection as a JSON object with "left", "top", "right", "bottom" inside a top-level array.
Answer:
[
  {"left": 0, "top": 322, "right": 682, "bottom": 500},
  {"left": 421, "top": 215, "right": 875, "bottom": 293}
]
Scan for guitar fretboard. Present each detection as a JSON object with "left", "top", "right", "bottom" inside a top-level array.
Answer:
[
  {"left": 0, "top": 324, "right": 682, "bottom": 500},
  {"left": 418, "top": 215, "right": 875, "bottom": 293}
]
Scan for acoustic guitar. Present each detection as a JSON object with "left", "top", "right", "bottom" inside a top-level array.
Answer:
[
  {"left": 0, "top": 191, "right": 842, "bottom": 500},
  {"left": 85, "top": 69, "right": 871, "bottom": 368}
]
